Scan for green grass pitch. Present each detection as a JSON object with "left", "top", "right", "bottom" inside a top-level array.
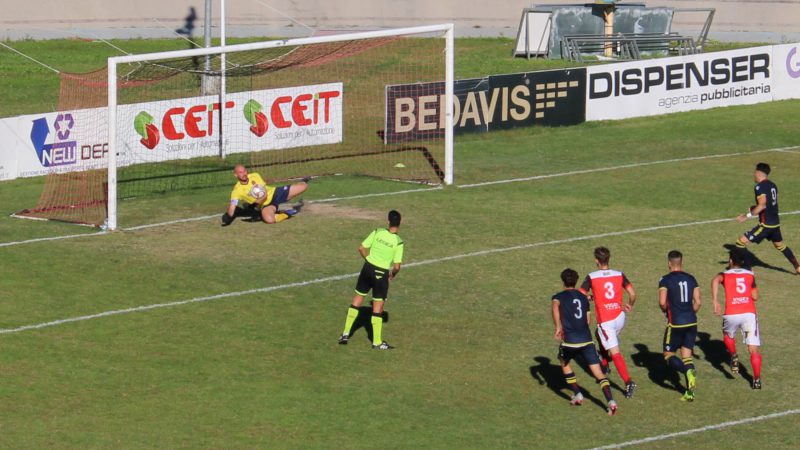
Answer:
[{"left": 1, "top": 37, "right": 799, "bottom": 448}]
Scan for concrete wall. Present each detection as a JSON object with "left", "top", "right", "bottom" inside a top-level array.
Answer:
[{"left": 1, "top": 0, "right": 798, "bottom": 41}]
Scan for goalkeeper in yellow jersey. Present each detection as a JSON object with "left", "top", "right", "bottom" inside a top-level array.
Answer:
[
  {"left": 222, "top": 165, "right": 309, "bottom": 226},
  {"left": 339, "top": 210, "right": 404, "bottom": 350}
]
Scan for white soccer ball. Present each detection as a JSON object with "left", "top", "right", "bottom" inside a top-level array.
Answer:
[{"left": 250, "top": 184, "right": 266, "bottom": 199}]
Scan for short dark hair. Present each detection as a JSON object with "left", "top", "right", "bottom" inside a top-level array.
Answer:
[
  {"left": 729, "top": 248, "right": 747, "bottom": 267},
  {"left": 388, "top": 210, "right": 401, "bottom": 227},
  {"left": 668, "top": 250, "right": 683, "bottom": 264},
  {"left": 561, "top": 268, "right": 579, "bottom": 287},
  {"left": 756, "top": 162, "right": 771, "bottom": 175},
  {"left": 594, "top": 246, "right": 611, "bottom": 265}
]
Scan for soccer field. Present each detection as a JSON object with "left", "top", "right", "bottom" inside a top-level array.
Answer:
[{"left": 2, "top": 39, "right": 800, "bottom": 448}]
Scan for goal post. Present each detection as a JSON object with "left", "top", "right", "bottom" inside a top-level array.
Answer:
[{"left": 105, "top": 24, "right": 455, "bottom": 231}]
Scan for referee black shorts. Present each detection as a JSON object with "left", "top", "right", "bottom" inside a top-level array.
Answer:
[{"left": 354, "top": 261, "right": 390, "bottom": 301}]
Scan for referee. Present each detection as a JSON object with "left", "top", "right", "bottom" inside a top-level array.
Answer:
[{"left": 338, "top": 210, "right": 404, "bottom": 350}]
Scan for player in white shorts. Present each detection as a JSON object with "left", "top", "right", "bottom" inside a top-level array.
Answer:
[{"left": 711, "top": 248, "right": 763, "bottom": 389}]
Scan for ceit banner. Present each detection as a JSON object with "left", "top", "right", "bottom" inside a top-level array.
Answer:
[
  {"left": 771, "top": 43, "right": 800, "bottom": 101},
  {"left": 586, "top": 45, "right": 775, "bottom": 120}
]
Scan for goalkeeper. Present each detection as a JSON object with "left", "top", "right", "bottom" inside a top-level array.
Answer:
[{"left": 222, "top": 165, "right": 309, "bottom": 226}]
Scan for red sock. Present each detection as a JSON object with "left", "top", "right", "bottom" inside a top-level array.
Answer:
[
  {"left": 723, "top": 334, "right": 737, "bottom": 356},
  {"left": 751, "top": 352, "right": 762, "bottom": 379},
  {"left": 611, "top": 353, "right": 631, "bottom": 384}
]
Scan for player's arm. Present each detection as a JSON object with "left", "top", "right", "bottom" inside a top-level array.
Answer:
[
  {"left": 711, "top": 273, "right": 723, "bottom": 315},
  {"left": 692, "top": 286, "right": 701, "bottom": 312},
  {"left": 751, "top": 285, "right": 759, "bottom": 302},
  {"left": 358, "top": 244, "right": 369, "bottom": 259},
  {"left": 551, "top": 299, "right": 563, "bottom": 341},
  {"left": 389, "top": 263, "right": 401, "bottom": 280},
  {"left": 222, "top": 193, "right": 239, "bottom": 226},
  {"left": 658, "top": 287, "right": 668, "bottom": 312},
  {"left": 623, "top": 275, "right": 636, "bottom": 312},
  {"left": 389, "top": 241, "right": 404, "bottom": 280},
  {"left": 578, "top": 276, "right": 592, "bottom": 296},
  {"left": 737, "top": 194, "right": 767, "bottom": 222}
]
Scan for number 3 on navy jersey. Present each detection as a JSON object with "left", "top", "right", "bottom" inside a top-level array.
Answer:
[
  {"left": 572, "top": 298, "right": 583, "bottom": 319},
  {"left": 604, "top": 281, "right": 615, "bottom": 299}
]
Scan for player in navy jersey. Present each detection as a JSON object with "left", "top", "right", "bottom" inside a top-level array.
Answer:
[
  {"left": 551, "top": 268, "right": 617, "bottom": 415},
  {"left": 658, "top": 250, "right": 701, "bottom": 401},
  {"left": 735, "top": 162, "right": 800, "bottom": 274}
]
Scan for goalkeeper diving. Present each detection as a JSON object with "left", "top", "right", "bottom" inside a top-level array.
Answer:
[{"left": 222, "top": 165, "right": 309, "bottom": 226}]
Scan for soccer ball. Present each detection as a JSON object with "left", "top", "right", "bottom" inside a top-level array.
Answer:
[{"left": 250, "top": 184, "right": 266, "bottom": 199}]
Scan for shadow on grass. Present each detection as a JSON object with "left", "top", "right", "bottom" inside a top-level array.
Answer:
[
  {"left": 721, "top": 243, "right": 792, "bottom": 274},
  {"left": 346, "top": 306, "right": 389, "bottom": 344},
  {"left": 630, "top": 343, "right": 682, "bottom": 393},
  {"left": 529, "top": 356, "right": 607, "bottom": 411},
  {"left": 695, "top": 332, "right": 735, "bottom": 380}
]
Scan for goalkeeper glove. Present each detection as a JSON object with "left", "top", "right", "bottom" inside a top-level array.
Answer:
[{"left": 221, "top": 212, "right": 234, "bottom": 226}]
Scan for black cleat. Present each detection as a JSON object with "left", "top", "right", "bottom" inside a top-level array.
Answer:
[
  {"left": 731, "top": 353, "right": 740, "bottom": 374},
  {"left": 302, "top": 176, "right": 311, "bottom": 183},
  {"left": 337, "top": 334, "right": 349, "bottom": 345},
  {"left": 752, "top": 378, "right": 762, "bottom": 390},
  {"left": 624, "top": 381, "right": 637, "bottom": 399},
  {"left": 372, "top": 341, "right": 394, "bottom": 350}
]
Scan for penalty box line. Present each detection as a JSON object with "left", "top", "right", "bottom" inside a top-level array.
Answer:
[
  {"left": 1, "top": 210, "right": 799, "bottom": 335},
  {"left": 2, "top": 145, "right": 798, "bottom": 245},
  {"left": 589, "top": 408, "right": 800, "bottom": 450}
]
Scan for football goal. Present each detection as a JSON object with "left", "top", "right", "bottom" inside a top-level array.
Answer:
[{"left": 17, "top": 24, "right": 454, "bottom": 230}]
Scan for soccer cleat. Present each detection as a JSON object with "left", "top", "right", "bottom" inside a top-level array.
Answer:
[
  {"left": 607, "top": 400, "right": 618, "bottom": 416},
  {"left": 752, "top": 378, "right": 762, "bottom": 390},
  {"left": 302, "top": 176, "right": 311, "bottom": 183},
  {"left": 284, "top": 208, "right": 298, "bottom": 217},
  {"left": 337, "top": 334, "right": 349, "bottom": 345},
  {"left": 372, "top": 341, "right": 394, "bottom": 350},
  {"left": 686, "top": 369, "right": 697, "bottom": 391},
  {"left": 731, "top": 354, "right": 740, "bottom": 374},
  {"left": 624, "top": 380, "right": 637, "bottom": 399},
  {"left": 681, "top": 390, "right": 695, "bottom": 402},
  {"left": 570, "top": 392, "right": 584, "bottom": 406}
]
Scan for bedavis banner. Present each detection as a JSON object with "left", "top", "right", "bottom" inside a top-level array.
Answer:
[
  {"left": 384, "top": 68, "right": 586, "bottom": 143},
  {"left": 586, "top": 45, "right": 775, "bottom": 121}
]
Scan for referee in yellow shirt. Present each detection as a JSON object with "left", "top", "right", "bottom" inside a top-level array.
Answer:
[{"left": 339, "top": 210, "right": 404, "bottom": 350}]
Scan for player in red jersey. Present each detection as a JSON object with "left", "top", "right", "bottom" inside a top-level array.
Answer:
[
  {"left": 711, "top": 248, "right": 763, "bottom": 389},
  {"left": 579, "top": 247, "right": 638, "bottom": 398}
]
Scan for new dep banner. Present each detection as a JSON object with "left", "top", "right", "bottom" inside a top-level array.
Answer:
[{"left": 586, "top": 45, "right": 775, "bottom": 121}]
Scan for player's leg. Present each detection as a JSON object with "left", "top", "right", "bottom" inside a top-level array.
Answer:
[
  {"left": 370, "top": 271, "right": 392, "bottom": 350},
  {"left": 770, "top": 229, "right": 800, "bottom": 273},
  {"left": 286, "top": 181, "right": 308, "bottom": 200},
  {"left": 743, "top": 313, "right": 762, "bottom": 389},
  {"left": 600, "top": 314, "right": 635, "bottom": 396},
  {"left": 260, "top": 204, "right": 290, "bottom": 223},
  {"left": 680, "top": 326, "right": 698, "bottom": 392},
  {"left": 559, "top": 347, "right": 583, "bottom": 405},
  {"left": 583, "top": 345, "right": 614, "bottom": 412},
  {"left": 722, "top": 315, "right": 740, "bottom": 373},
  {"left": 340, "top": 264, "right": 372, "bottom": 343},
  {"left": 594, "top": 327, "right": 611, "bottom": 374}
]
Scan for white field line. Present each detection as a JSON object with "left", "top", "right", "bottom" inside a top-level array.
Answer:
[
  {"left": 589, "top": 409, "right": 800, "bottom": 450},
  {"left": 3, "top": 145, "right": 798, "bottom": 245},
  {"left": 0, "top": 231, "right": 107, "bottom": 248},
  {"left": 457, "top": 145, "right": 800, "bottom": 189},
  {"left": 2, "top": 210, "right": 799, "bottom": 335},
  {"left": 774, "top": 148, "right": 800, "bottom": 154}
]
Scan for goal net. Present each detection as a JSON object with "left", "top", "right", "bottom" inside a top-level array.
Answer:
[{"left": 17, "top": 24, "right": 454, "bottom": 230}]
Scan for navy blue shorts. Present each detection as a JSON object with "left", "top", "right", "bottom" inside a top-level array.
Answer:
[
  {"left": 745, "top": 224, "right": 783, "bottom": 244},
  {"left": 558, "top": 343, "right": 601, "bottom": 366},
  {"left": 663, "top": 324, "right": 697, "bottom": 353},
  {"left": 269, "top": 185, "right": 291, "bottom": 207}
]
